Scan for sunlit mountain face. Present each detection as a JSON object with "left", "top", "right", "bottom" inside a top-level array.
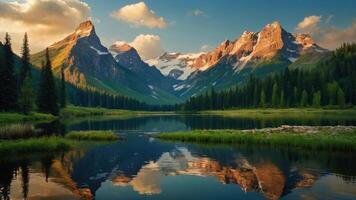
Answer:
[{"left": 28, "top": 20, "right": 330, "bottom": 103}]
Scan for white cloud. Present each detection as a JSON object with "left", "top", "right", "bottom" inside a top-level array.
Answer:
[
  {"left": 111, "top": 2, "right": 166, "bottom": 29},
  {"left": 296, "top": 15, "right": 356, "bottom": 49},
  {"left": 0, "top": 0, "right": 91, "bottom": 53},
  {"left": 131, "top": 34, "right": 164, "bottom": 60},
  {"left": 315, "top": 22, "right": 356, "bottom": 49},
  {"left": 113, "top": 34, "right": 164, "bottom": 60},
  {"left": 296, "top": 15, "right": 321, "bottom": 33}
]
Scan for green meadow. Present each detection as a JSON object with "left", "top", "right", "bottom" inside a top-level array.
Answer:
[{"left": 156, "top": 127, "right": 356, "bottom": 151}]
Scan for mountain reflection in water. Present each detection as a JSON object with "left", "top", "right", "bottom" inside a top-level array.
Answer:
[{"left": 1, "top": 115, "right": 356, "bottom": 200}]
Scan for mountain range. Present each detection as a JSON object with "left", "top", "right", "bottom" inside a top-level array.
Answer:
[{"left": 29, "top": 21, "right": 330, "bottom": 104}]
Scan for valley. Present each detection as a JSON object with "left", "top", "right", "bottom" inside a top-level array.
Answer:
[{"left": 0, "top": 1, "right": 355, "bottom": 199}]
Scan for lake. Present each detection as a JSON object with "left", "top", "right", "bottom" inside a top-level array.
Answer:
[{"left": 1, "top": 115, "right": 356, "bottom": 200}]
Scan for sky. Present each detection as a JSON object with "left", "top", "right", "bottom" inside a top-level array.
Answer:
[{"left": 0, "top": 0, "right": 356, "bottom": 59}]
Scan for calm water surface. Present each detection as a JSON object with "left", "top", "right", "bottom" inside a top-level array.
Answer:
[{"left": 1, "top": 115, "right": 356, "bottom": 200}]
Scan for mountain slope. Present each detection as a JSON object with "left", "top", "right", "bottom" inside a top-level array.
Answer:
[
  {"left": 173, "top": 21, "right": 329, "bottom": 99},
  {"left": 109, "top": 43, "right": 179, "bottom": 92},
  {"left": 30, "top": 21, "right": 180, "bottom": 105}
]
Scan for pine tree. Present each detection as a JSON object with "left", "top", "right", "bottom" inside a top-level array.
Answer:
[
  {"left": 312, "top": 91, "right": 321, "bottom": 107},
  {"left": 20, "top": 33, "right": 31, "bottom": 85},
  {"left": 60, "top": 64, "right": 66, "bottom": 108},
  {"left": 272, "top": 81, "right": 279, "bottom": 107},
  {"left": 327, "top": 82, "right": 338, "bottom": 105},
  {"left": 260, "top": 89, "right": 266, "bottom": 108},
  {"left": 0, "top": 33, "right": 17, "bottom": 111},
  {"left": 253, "top": 85, "right": 259, "bottom": 107},
  {"left": 280, "top": 91, "right": 285, "bottom": 108},
  {"left": 300, "top": 90, "right": 309, "bottom": 107},
  {"left": 18, "top": 74, "right": 33, "bottom": 115},
  {"left": 37, "top": 48, "right": 59, "bottom": 115},
  {"left": 18, "top": 33, "right": 34, "bottom": 114},
  {"left": 293, "top": 87, "right": 298, "bottom": 107},
  {"left": 336, "top": 87, "right": 345, "bottom": 106}
]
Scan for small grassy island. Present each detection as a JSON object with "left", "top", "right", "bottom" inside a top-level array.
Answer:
[
  {"left": 156, "top": 126, "right": 356, "bottom": 151},
  {"left": 0, "top": 112, "right": 56, "bottom": 123},
  {"left": 0, "top": 128, "right": 120, "bottom": 154},
  {"left": 0, "top": 137, "right": 73, "bottom": 154},
  {"left": 65, "top": 130, "right": 120, "bottom": 141}
]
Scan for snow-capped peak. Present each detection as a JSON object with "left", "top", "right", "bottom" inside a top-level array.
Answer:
[{"left": 147, "top": 52, "right": 205, "bottom": 80}]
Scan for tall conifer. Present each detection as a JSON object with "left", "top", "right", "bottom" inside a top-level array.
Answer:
[
  {"left": 37, "top": 48, "right": 59, "bottom": 115},
  {"left": 0, "top": 33, "right": 17, "bottom": 111}
]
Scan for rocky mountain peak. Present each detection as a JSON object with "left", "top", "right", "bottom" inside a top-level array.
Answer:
[
  {"left": 295, "top": 33, "right": 316, "bottom": 48},
  {"left": 183, "top": 21, "right": 327, "bottom": 74},
  {"left": 49, "top": 20, "right": 96, "bottom": 49},
  {"left": 74, "top": 20, "right": 95, "bottom": 38},
  {"left": 267, "top": 21, "right": 282, "bottom": 28},
  {"left": 230, "top": 31, "right": 257, "bottom": 57},
  {"left": 252, "top": 21, "right": 286, "bottom": 58}
]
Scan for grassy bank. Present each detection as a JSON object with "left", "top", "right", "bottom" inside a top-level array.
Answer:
[
  {"left": 0, "top": 112, "right": 56, "bottom": 123},
  {"left": 0, "top": 124, "right": 36, "bottom": 140},
  {"left": 65, "top": 130, "right": 120, "bottom": 141},
  {"left": 0, "top": 137, "right": 73, "bottom": 154},
  {"left": 199, "top": 108, "right": 356, "bottom": 119},
  {"left": 156, "top": 127, "right": 356, "bottom": 151},
  {"left": 60, "top": 106, "right": 173, "bottom": 118}
]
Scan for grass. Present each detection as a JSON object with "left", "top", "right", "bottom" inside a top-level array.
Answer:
[
  {"left": 60, "top": 106, "right": 173, "bottom": 118},
  {"left": 65, "top": 130, "right": 120, "bottom": 141},
  {"left": 0, "top": 137, "right": 73, "bottom": 154},
  {"left": 156, "top": 128, "right": 356, "bottom": 151},
  {"left": 0, "top": 112, "right": 56, "bottom": 123},
  {"left": 0, "top": 123, "right": 36, "bottom": 140},
  {"left": 198, "top": 108, "right": 356, "bottom": 120}
]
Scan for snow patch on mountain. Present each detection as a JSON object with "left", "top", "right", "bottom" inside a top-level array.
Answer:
[
  {"left": 90, "top": 46, "right": 110, "bottom": 55},
  {"left": 146, "top": 52, "right": 205, "bottom": 80}
]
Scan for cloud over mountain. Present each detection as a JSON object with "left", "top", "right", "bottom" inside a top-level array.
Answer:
[
  {"left": 111, "top": 2, "right": 166, "bottom": 29},
  {"left": 0, "top": 0, "right": 91, "bottom": 52},
  {"left": 296, "top": 15, "right": 356, "bottom": 49},
  {"left": 296, "top": 15, "right": 321, "bottom": 33},
  {"left": 113, "top": 34, "right": 164, "bottom": 60}
]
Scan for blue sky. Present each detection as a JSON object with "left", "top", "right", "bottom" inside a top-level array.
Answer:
[
  {"left": 0, "top": 0, "right": 355, "bottom": 56},
  {"left": 86, "top": 0, "right": 356, "bottom": 53}
]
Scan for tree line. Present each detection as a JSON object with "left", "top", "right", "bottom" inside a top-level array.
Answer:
[
  {"left": 182, "top": 43, "right": 356, "bottom": 111},
  {"left": 68, "top": 86, "right": 176, "bottom": 111}
]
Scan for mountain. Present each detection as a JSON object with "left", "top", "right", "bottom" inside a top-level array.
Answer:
[
  {"left": 146, "top": 52, "right": 205, "bottom": 80},
  {"left": 29, "top": 20, "right": 330, "bottom": 104},
  {"left": 30, "top": 21, "right": 180, "bottom": 105},
  {"left": 109, "top": 43, "right": 178, "bottom": 92},
  {"left": 173, "top": 21, "right": 329, "bottom": 99}
]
